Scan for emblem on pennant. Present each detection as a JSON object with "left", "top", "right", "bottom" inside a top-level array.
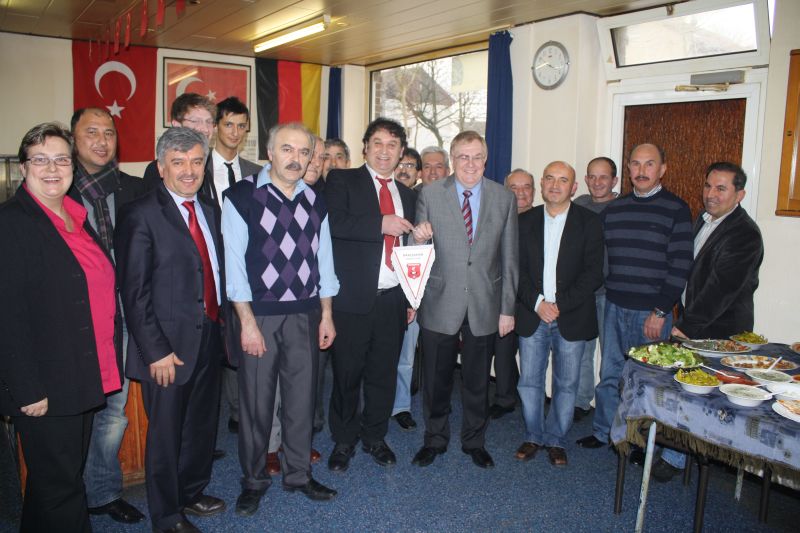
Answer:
[
  {"left": 407, "top": 263, "right": 421, "bottom": 279},
  {"left": 391, "top": 245, "right": 435, "bottom": 310}
]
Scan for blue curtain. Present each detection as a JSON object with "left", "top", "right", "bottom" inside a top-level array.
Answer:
[
  {"left": 484, "top": 31, "right": 513, "bottom": 184},
  {"left": 326, "top": 67, "right": 342, "bottom": 139}
]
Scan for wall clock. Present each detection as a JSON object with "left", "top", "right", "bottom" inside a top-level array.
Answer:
[{"left": 532, "top": 41, "right": 570, "bottom": 90}]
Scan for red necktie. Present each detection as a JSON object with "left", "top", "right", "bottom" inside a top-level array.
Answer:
[
  {"left": 377, "top": 178, "right": 396, "bottom": 269},
  {"left": 182, "top": 201, "right": 219, "bottom": 322},
  {"left": 462, "top": 190, "right": 473, "bottom": 245}
]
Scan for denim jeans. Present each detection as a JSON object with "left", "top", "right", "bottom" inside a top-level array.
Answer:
[
  {"left": 392, "top": 317, "right": 419, "bottom": 416},
  {"left": 592, "top": 301, "right": 672, "bottom": 441},
  {"left": 83, "top": 330, "right": 130, "bottom": 508},
  {"left": 517, "top": 321, "right": 585, "bottom": 449},
  {"left": 576, "top": 293, "right": 606, "bottom": 410}
]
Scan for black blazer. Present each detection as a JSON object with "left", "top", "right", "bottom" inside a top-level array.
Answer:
[
  {"left": 675, "top": 205, "right": 763, "bottom": 339},
  {"left": 0, "top": 185, "right": 123, "bottom": 416},
  {"left": 515, "top": 204, "right": 604, "bottom": 340},
  {"left": 325, "top": 165, "right": 416, "bottom": 314},
  {"left": 116, "top": 182, "right": 228, "bottom": 385},
  {"left": 67, "top": 170, "right": 145, "bottom": 221}
]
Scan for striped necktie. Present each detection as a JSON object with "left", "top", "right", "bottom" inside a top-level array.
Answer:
[{"left": 462, "top": 190, "right": 473, "bottom": 245}]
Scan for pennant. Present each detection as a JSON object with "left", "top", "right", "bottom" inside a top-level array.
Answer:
[
  {"left": 140, "top": 0, "right": 148, "bottom": 38},
  {"left": 124, "top": 12, "right": 131, "bottom": 49},
  {"left": 176, "top": 0, "right": 185, "bottom": 17},
  {"left": 157, "top": 0, "right": 165, "bottom": 27},
  {"left": 72, "top": 41, "right": 157, "bottom": 162},
  {"left": 391, "top": 245, "right": 436, "bottom": 310},
  {"left": 256, "top": 58, "right": 323, "bottom": 159},
  {"left": 114, "top": 18, "right": 120, "bottom": 54}
]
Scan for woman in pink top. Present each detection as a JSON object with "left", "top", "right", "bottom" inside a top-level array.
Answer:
[{"left": 0, "top": 122, "right": 122, "bottom": 533}]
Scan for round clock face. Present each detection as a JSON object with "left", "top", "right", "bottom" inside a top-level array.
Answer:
[{"left": 532, "top": 41, "right": 569, "bottom": 90}]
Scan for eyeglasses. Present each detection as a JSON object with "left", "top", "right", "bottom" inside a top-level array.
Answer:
[
  {"left": 454, "top": 154, "right": 485, "bottom": 164},
  {"left": 182, "top": 118, "right": 215, "bottom": 128},
  {"left": 397, "top": 162, "right": 418, "bottom": 169},
  {"left": 26, "top": 155, "right": 72, "bottom": 167}
]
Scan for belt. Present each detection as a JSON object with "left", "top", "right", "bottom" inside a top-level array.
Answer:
[{"left": 376, "top": 285, "right": 400, "bottom": 296}]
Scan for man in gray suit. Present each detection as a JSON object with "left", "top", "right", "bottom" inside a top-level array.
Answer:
[{"left": 410, "top": 130, "right": 519, "bottom": 468}]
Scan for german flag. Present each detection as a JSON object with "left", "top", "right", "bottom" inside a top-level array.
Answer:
[{"left": 256, "top": 58, "right": 322, "bottom": 159}]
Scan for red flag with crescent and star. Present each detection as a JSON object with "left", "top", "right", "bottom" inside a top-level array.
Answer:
[{"left": 72, "top": 40, "right": 156, "bottom": 162}]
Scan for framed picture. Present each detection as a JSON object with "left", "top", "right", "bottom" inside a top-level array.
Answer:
[{"left": 162, "top": 57, "right": 251, "bottom": 128}]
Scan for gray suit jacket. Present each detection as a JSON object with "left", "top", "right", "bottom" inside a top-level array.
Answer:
[
  {"left": 239, "top": 156, "right": 263, "bottom": 179},
  {"left": 415, "top": 176, "right": 518, "bottom": 337}
]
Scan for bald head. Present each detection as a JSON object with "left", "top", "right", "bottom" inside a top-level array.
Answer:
[{"left": 541, "top": 161, "right": 576, "bottom": 212}]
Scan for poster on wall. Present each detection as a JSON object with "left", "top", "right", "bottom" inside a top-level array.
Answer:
[{"left": 162, "top": 57, "right": 251, "bottom": 127}]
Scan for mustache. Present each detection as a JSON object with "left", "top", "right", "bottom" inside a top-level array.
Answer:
[
  {"left": 634, "top": 175, "right": 649, "bottom": 181},
  {"left": 397, "top": 171, "right": 409, "bottom": 180},
  {"left": 285, "top": 161, "right": 302, "bottom": 171}
]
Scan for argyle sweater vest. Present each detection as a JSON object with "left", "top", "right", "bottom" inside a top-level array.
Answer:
[{"left": 226, "top": 176, "right": 326, "bottom": 316}]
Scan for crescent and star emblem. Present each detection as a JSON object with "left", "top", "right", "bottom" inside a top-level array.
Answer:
[
  {"left": 94, "top": 61, "right": 137, "bottom": 118},
  {"left": 176, "top": 75, "right": 216, "bottom": 101}
]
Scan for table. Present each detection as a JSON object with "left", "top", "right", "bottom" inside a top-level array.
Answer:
[{"left": 610, "top": 344, "right": 800, "bottom": 531}]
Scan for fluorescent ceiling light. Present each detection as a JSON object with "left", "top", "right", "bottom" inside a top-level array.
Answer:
[{"left": 254, "top": 15, "right": 330, "bottom": 53}]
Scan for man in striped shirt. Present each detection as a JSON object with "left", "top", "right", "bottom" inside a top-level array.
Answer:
[{"left": 576, "top": 143, "right": 693, "bottom": 449}]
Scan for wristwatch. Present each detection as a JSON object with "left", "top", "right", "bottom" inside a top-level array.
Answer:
[{"left": 653, "top": 308, "right": 667, "bottom": 318}]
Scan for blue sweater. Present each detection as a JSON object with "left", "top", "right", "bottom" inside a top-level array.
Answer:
[{"left": 602, "top": 188, "right": 693, "bottom": 312}]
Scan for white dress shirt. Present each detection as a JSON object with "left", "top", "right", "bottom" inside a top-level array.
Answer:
[
  {"left": 535, "top": 204, "right": 570, "bottom": 311},
  {"left": 212, "top": 149, "right": 242, "bottom": 209},
  {"left": 367, "top": 164, "right": 404, "bottom": 289}
]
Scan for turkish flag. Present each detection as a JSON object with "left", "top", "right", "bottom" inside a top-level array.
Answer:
[
  {"left": 164, "top": 60, "right": 248, "bottom": 118},
  {"left": 72, "top": 40, "right": 157, "bottom": 162}
]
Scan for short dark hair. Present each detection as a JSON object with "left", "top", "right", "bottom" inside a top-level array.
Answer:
[
  {"left": 215, "top": 96, "right": 250, "bottom": 123},
  {"left": 362, "top": 117, "right": 407, "bottom": 153},
  {"left": 706, "top": 161, "right": 747, "bottom": 191},
  {"left": 171, "top": 93, "right": 216, "bottom": 122},
  {"left": 403, "top": 147, "right": 422, "bottom": 171},
  {"left": 629, "top": 143, "right": 666, "bottom": 164},
  {"left": 324, "top": 138, "right": 350, "bottom": 160},
  {"left": 18, "top": 122, "right": 73, "bottom": 162},
  {"left": 70, "top": 107, "right": 115, "bottom": 133},
  {"left": 587, "top": 156, "right": 617, "bottom": 178}
]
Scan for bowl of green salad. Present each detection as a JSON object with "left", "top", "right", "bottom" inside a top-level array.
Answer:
[{"left": 628, "top": 342, "right": 703, "bottom": 370}]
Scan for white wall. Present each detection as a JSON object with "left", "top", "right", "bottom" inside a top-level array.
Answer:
[{"left": 340, "top": 64, "right": 366, "bottom": 166}]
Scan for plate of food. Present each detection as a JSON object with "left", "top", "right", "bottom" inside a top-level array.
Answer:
[
  {"left": 713, "top": 369, "right": 757, "bottom": 386},
  {"left": 674, "top": 369, "right": 719, "bottom": 394},
  {"left": 772, "top": 399, "right": 800, "bottom": 424},
  {"left": 628, "top": 343, "right": 703, "bottom": 370},
  {"left": 719, "top": 384, "right": 771, "bottom": 407},
  {"left": 682, "top": 339, "right": 750, "bottom": 357},
  {"left": 720, "top": 355, "right": 799, "bottom": 371},
  {"left": 730, "top": 331, "right": 769, "bottom": 349},
  {"left": 792, "top": 342, "right": 800, "bottom": 355}
]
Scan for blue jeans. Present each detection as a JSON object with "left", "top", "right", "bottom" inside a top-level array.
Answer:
[
  {"left": 576, "top": 293, "right": 606, "bottom": 410},
  {"left": 392, "top": 317, "right": 419, "bottom": 415},
  {"left": 83, "top": 330, "right": 130, "bottom": 508},
  {"left": 517, "top": 321, "right": 585, "bottom": 449},
  {"left": 592, "top": 301, "right": 672, "bottom": 441}
]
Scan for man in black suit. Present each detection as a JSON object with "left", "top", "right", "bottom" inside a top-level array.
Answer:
[
  {"left": 655, "top": 162, "right": 764, "bottom": 482},
  {"left": 67, "top": 107, "right": 146, "bottom": 524},
  {"left": 514, "top": 161, "right": 603, "bottom": 467},
  {"left": 117, "top": 127, "right": 226, "bottom": 533},
  {"left": 324, "top": 118, "right": 416, "bottom": 472}
]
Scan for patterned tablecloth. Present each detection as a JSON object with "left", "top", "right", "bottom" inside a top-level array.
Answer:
[{"left": 610, "top": 343, "right": 800, "bottom": 481}]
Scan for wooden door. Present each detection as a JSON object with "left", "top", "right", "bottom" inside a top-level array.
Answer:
[{"left": 622, "top": 99, "right": 746, "bottom": 219}]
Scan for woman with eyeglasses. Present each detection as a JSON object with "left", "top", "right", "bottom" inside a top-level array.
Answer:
[{"left": 0, "top": 122, "right": 122, "bottom": 532}]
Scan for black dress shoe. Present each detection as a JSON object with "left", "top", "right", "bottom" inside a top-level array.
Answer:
[
  {"left": 629, "top": 447, "right": 645, "bottom": 466},
  {"left": 573, "top": 406, "right": 592, "bottom": 421},
  {"left": 393, "top": 411, "right": 417, "bottom": 430},
  {"left": 235, "top": 488, "right": 266, "bottom": 517},
  {"left": 183, "top": 494, "right": 225, "bottom": 517},
  {"left": 462, "top": 446, "right": 495, "bottom": 468},
  {"left": 152, "top": 519, "right": 201, "bottom": 533},
  {"left": 228, "top": 417, "right": 239, "bottom": 433},
  {"left": 328, "top": 443, "right": 355, "bottom": 472},
  {"left": 362, "top": 440, "right": 397, "bottom": 466},
  {"left": 651, "top": 457, "right": 682, "bottom": 483},
  {"left": 489, "top": 404, "right": 514, "bottom": 419},
  {"left": 411, "top": 446, "right": 445, "bottom": 467},
  {"left": 576, "top": 435, "right": 605, "bottom": 449},
  {"left": 212, "top": 449, "right": 225, "bottom": 460},
  {"left": 283, "top": 478, "right": 337, "bottom": 501},
  {"left": 89, "top": 498, "right": 145, "bottom": 524}
]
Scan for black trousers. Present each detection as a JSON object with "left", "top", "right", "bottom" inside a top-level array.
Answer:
[
  {"left": 329, "top": 286, "right": 405, "bottom": 447},
  {"left": 141, "top": 320, "right": 221, "bottom": 530},
  {"left": 420, "top": 318, "right": 492, "bottom": 450},
  {"left": 492, "top": 332, "right": 520, "bottom": 408},
  {"left": 15, "top": 411, "right": 93, "bottom": 533}
]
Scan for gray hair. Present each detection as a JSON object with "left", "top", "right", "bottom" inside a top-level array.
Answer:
[
  {"left": 324, "top": 138, "right": 350, "bottom": 160},
  {"left": 505, "top": 168, "right": 534, "bottom": 187},
  {"left": 156, "top": 127, "right": 208, "bottom": 164},
  {"left": 420, "top": 145, "right": 450, "bottom": 169},
  {"left": 266, "top": 122, "right": 315, "bottom": 156}
]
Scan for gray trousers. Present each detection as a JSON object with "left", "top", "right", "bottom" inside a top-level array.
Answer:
[{"left": 238, "top": 310, "right": 319, "bottom": 490}]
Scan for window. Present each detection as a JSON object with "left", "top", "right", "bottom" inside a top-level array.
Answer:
[{"left": 370, "top": 50, "right": 488, "bottom": 152}]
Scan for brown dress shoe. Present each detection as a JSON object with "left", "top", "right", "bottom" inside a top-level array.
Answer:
[
  {"left": 310, "top": 448, "right": 321, "bottom": 464},
  {"left": 267, "top": 452, "right": 281, "bottom": 475},
  {"left": 547, "top": 447, "right": 568, "bottom": 466},
  {"left": 514, "top": 442, "right": 540, "bottom": 461}
]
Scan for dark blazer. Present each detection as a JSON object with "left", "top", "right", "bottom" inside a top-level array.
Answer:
[
  {"left": 675, "top": 205, "right": 763, "bottom": 339},
  {"left": 325, "top": 165, "right": 416, "bottom": 314},
  {"left": 116, "top": 182, "right": 228, "bottom": 385},
  {"left": 515, "top": 203, "right": 604, "bottom": 340},
  {"left": 67, "top": 170, "right": 145, "bottom": 219},
  {"left": 0, "top": 185, "right": 123, "bottom": 416}
]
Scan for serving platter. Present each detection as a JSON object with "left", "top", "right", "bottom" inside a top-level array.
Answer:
[
  {"left": 720, "top": 355, "right": 799, "bottom": 371},
  {"left": 682, "top": 339, "right": 750, "bottom": 358}
]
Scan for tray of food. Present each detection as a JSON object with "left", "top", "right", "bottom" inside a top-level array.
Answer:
[
  {"left": 720, "top": 355, "right": 799, "bottom": 371},
  {"left": 628, "top": 342, "right": 703, "bottom": 370},
  {"left": 730, "top": 331, "right": 769, "bottom": 349},
  {"left": 772, "top": 399, "right": 800, "bottom": 424},
  {"left": 682, "top": 339, "right": 750, "bottom": 357}
]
